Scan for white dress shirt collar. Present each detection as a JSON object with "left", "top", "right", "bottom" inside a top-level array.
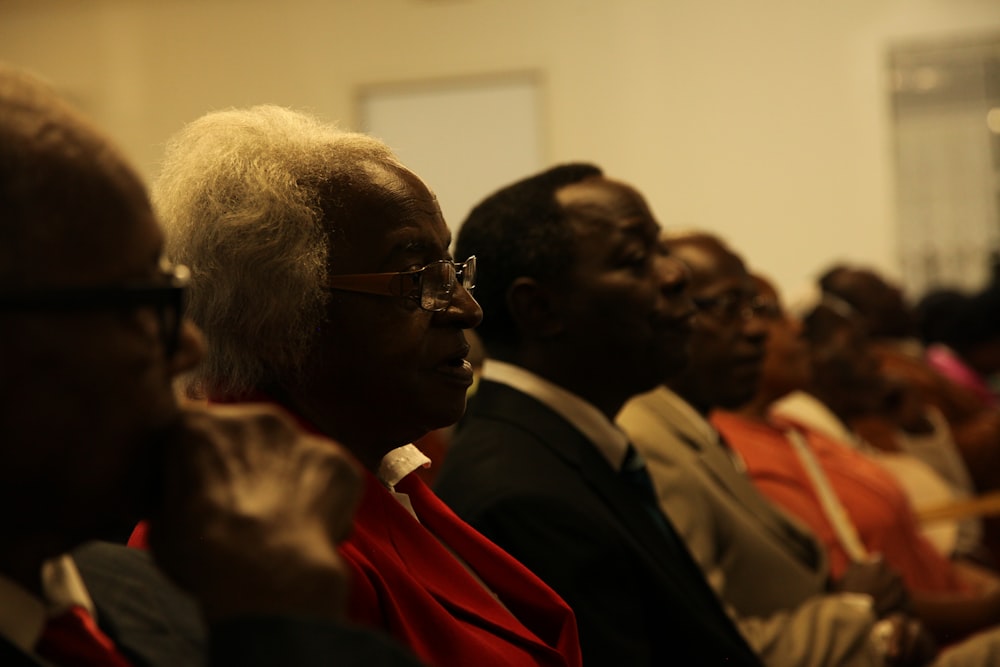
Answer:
[
  {"left": 377, "top": 443, "right": 432, "bottom": 490},
  {"left": 0, "top": 554, "right": 96, "bottom": 654},
  {"left": 377, "top": 443, "right": 432, "bottom": 521}
]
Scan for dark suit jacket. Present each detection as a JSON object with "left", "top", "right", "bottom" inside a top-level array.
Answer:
[
  {"left": 0, "top": 543, "right": 200, "bottom": 667},
  {"left": 68, "top": 541, "right": 426, "bottom": 667},
  {"left": 73, "top": 541, "right": 205, "bottom": 667},
  {"left": 0, "top": 617, "right": 424, "bottom": 667},
  {"left": 435, "top": 380, "right": 763, "bottom": 667}
]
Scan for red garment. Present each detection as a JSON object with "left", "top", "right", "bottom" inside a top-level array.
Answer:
[
  {"left": 341, "top": 470, "right": 581, "bottom": 667},
  {"left": 711, "top": 411, "right": 964, "bottom": 594},
  {"left": 412, "top": 428, "right": 450, "bottom": 486},
  {"left": 36, "top": 605, "right": 133, "bottom": 667},
  {"left": 128, "top": 472, "right": 581, "bottom": 667},
  {"left": 129, "top": 395, "right": 581, "bottom": 667},
  {"left": 127, "top": 521, "right": 148, "bottom": 548}
]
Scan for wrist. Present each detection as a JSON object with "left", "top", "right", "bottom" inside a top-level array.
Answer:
[{"left": 197, "top": 534, "right": 348, "bottom": 623}]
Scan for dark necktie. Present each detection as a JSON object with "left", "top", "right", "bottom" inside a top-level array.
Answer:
[
  {"left": 35, "top": 605, "right": 133, "bottom": 667},
  {"left": 620, "top": 444, "right": 659, "bottom": 504},
  {"left": 620, "top": 445, "right": 766, "bottom": 666},
  {"left": 620, "top": 444, "right": 686, "bottom": 542}
]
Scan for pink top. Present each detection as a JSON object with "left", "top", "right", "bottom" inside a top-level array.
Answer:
[{"left": 926, "top": 343, "right": 998, "bottom": 408}]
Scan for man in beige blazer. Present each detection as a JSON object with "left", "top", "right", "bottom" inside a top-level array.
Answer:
[{"left": 617, "top": 231, "right": 937, "bottom": 667}]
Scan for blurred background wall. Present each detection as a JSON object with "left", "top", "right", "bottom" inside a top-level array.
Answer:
[{"left": 1, "top": 0, "right": 998, "bottom": 298}]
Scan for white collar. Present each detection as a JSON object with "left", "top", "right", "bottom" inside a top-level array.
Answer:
[
  {"left": 377, "top": 443, "right": 432, "bottom": 490},
  {"left": 0, "top": 554, "right": 96, "bottom": 654},
  {"left": 376, "top": 444, "right": 432, "bottom": 522}
]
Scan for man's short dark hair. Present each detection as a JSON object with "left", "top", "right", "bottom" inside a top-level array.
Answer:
[
  {"left": 455, "top": 163, "right": 602, "bottom": 353},
  {"left": 917, "top": 287, "right": 1000, "bottom": 352}
]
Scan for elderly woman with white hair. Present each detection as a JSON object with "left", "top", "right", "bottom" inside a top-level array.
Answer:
[{"left": 129, "top": 105, "right": 581, "bottom": 667}]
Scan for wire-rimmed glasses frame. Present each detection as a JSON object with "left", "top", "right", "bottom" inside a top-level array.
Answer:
[
  {"left": 326, "top": 256, "right": 477, "bottom": 313},
  {"left": 0, "top": 262, "right": 190, "bottom": 357},
  {"left": 691, "top": 291, "right": 774, "bottom": 324}
]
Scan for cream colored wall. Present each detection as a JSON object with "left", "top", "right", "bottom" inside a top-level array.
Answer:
[{"left": 2, "top": 0, "right": 998, "bottom": 296}]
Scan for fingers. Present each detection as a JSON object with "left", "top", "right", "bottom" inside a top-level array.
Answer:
[
  {"left": 144, "top": 403, "right": 363, "bottom": 621},
  {"left": 836, "top": 558, "right": 912, "bottom": 617},
  {"left": 876, "top": 614, "right": 937, "bottom": 667},
  {"left": 294, "top": 434, "right": 362, "bottom": 543},
  {"left": 156, "top": 404, "right": 359, "bottom": 527}
]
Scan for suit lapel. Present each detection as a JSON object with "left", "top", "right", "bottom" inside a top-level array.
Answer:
[
  {"left": 470, "top": 382, "right": 741, "bottom": 608},
  {"left": 73, "top": 542, "right": 204, "bottom": 667},
  {"left": 645, "top": 388, "right": 821, "bottom": 570},
  {"left": 575, "top": 437, "right": 699, "bottom": 568},
  {"left": 462, "top": 381, "right": 762, "bottom": 665},
  {"left": 699, "top": 432, "right": 821, "bottom": 569}
]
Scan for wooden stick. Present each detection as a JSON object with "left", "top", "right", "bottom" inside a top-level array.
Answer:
[{"left": 917, "top": 491, "right": 1000, "bottom": 523}]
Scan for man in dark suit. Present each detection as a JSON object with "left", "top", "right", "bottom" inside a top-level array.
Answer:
[
  {"left": 434, "top": 163, "right": 764, "bottom": 665},
  {"left": 0, "top": 63, "right": 423, "bottom": 666}
]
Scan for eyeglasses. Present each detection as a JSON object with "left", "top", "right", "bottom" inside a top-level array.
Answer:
[
  {"left": 692, "top": 292, "right": 774, "bottom": 324},
  {"left": 326, "top": 256, "right": 476, "bottom": 313},
  {"left": 0, "top": 261, "right": 189, "bottom": 357}
]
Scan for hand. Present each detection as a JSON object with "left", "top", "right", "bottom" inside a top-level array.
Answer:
[
  {"left": 833, "top": 557, "right": 912, "bottom": 617},
  {"left": 871, "top": 614, "right": 937, "bottom": 667},
  {"left": 145, "top": 403, "right": 362, "bottom": 622}
]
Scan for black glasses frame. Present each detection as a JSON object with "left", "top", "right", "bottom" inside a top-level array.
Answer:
[
  {"left": 692, "top": 292, "right": 771, "bottom": 324},
  {"left": 0, "top": 263, "right": 190, "bottom": 356}
]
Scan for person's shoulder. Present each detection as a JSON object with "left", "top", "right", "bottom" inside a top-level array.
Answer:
[
  {"left": 444, "top": 415, "right": 580, "bottom": 491},
  {"left": 73, "top": 541, "right": 207, "bottom": 667},
  {"left": 74, "top": 540, "right": 158, "bottom": 576},
  {"left": 210, "top": 615, "right": 426, "bottom": 667},
  {"left": 447, "top": 392, "right": 567, "bottom": 473},
  {"left": 619, "top": 387, "right": 702, "bottom": 452},
  {"left": 449, "top": 417, "right": 546, "bottom": 462},
  {"left": 0, "top": 635, "right": 41, "bottom": 667},
  {"left": 438, "top": 430, "right": 595, "bottom": 532},
  {"left": 74, "top": 540, "right": 198, "bottom": 609},
  {"left": 435, "top": 441, "right": 556, "bottom": 521}
]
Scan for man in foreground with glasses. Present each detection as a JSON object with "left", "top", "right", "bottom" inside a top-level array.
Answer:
[
  {"left": 137, "top": 105, "right": 581, "bottom": 667},
  {"left": 0, "top": 64, "right": 428, "bottom": 666},
  {"left": 433, "top": 164, "right": 765, "bottom": 665}
]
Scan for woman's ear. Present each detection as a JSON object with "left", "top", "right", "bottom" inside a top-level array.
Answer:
[{"left": 506, "top": 277, "right": 564, "bottom": 340}]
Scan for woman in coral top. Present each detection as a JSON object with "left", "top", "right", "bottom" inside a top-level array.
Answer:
[{"left": 712, "top": 274, "right": 1000, "bottom": 646}]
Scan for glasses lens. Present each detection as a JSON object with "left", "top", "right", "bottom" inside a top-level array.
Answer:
[
  {"left": 159, "top": 288, "right": 186, "bottom": 356},
  {"left": 415, "top": 257, "right": 476, "bottom": 312},
  {"left": 419, "top": 261, "right": 455, "bottom": 312},
  {"left": 461, "top": 256, "right": 477, "bottom": 293},
  {"left": 160, "top": 264, "right": 189, "bottom": 357}
]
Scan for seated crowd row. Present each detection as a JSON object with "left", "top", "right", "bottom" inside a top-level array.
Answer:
[{"left": 6, "top": 62, "right": 1000, "bottom": 667}]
